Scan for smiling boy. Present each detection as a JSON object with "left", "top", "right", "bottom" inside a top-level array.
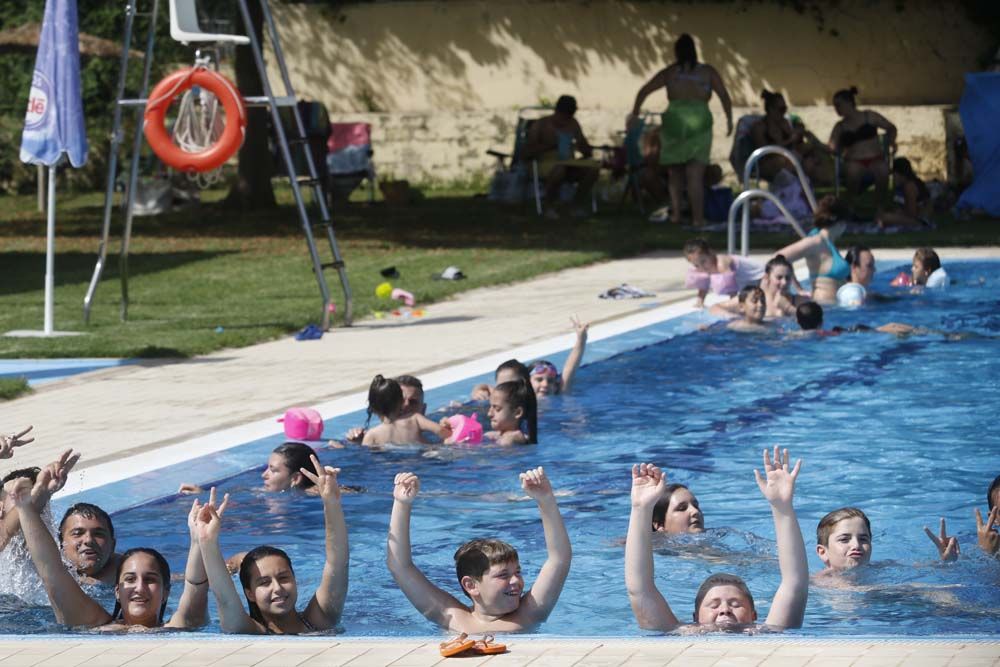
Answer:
[{"left": 386, "top": 467, "right": 571, "bottom": 633}]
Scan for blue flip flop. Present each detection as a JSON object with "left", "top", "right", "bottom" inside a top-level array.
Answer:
[{"left": 295, "top": 323, "right": 324, "bottom": 341}]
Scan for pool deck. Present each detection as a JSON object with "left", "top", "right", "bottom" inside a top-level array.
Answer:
[{"left": 3, "top": 246, "right": 1000, "bottom": 664}]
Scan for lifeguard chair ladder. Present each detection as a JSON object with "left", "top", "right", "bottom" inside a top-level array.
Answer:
[{"left": 83, "top": 0, "right": 353, "bottom": 330}]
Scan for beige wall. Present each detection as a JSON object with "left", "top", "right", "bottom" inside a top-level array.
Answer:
[
  {"left": 260, "top": 0, "right": 981, "bottom": 184},
  {"left": 267, "top": 0, "right": 989, "bottom": 112},
  {"left": 328, "top": 105, "right": 949, "bottom": 184}
]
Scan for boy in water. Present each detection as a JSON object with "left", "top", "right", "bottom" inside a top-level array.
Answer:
[
  {"left": 625, "top": 448, "right": 808, "bottom": 632},
  {"left": 724, "top": 286, "right": 771, "bottom": 333},
  {"left": 386, "top": 467, "right": 571, "bottom": 632},
  {"left": 815, "top": 507, "right": 873, "bottom": 573}
]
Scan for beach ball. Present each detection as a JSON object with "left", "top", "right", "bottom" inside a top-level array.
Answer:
[{"left": 375, "top": 282, "right": 393, "bottom": 299}]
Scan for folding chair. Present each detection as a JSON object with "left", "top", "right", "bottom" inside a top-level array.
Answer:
[
  {"left": 327, "top": 122, "right": 376, "bottom": 203},
  {"left": 618, "top": 111, "right": 661, "bottom": 213}
]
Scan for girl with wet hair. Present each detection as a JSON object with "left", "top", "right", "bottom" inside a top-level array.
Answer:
[
  {"left": 11, "top": 452, "right": 221, "bottom": 629},
  {"left": 180, "top": 441, "right": 320, "bottom": 496},
  {"left": 711, "top": 254, "right": 806, "bottom": 320},
  {"left": 362, "top": 375, "right": 451, "bottom": 446},
  {"left": 197, "top": 456, "right": 349, "bottom": 634},
  {"left": 485, "top": 378, "right": 538, "bottom": 445},
  {"left": 652, "top": 483, "right": 704, "bottom": 533}
]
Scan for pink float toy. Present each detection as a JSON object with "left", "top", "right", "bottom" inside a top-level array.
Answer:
[
  {"left": 446, "top": 413, "right": 483, "bottom": 444},
  {"left": 391, "top": 288, "right": 415, "bottom": 307},
  {"left": 890, "top": 271, "right": 912, "bottom": 287},
  {"left": 279, "top": 407, "right": 324, "bottom": 440}
]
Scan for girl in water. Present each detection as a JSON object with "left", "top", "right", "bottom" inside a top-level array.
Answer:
[
  {"left": 653, "top": 484, "right": 704, "bottom": 533},
  {"left": 485, "top": 378, "right": 538, "bottom": 445},
  {"left": 197, "top": 456, "right": 348, "bottom": 634},
  {"left": 362, "top": 375, "right": 450, "bottom": 446},
  {"left": 772, "top": 215, "right": 849, "bottom": 305},
  {"left": 179, "top": 441, "right": 320, "bottom": 495},
  {"left": 712, "top": 255, "right": 806, "bottom": 319},
  {"left": 625, "top": 448, "right": 808, "bottom": 632},
  {"left": 12, "top": 454, "right": 221, "bottom": 630},
  {"left": 528, "top": 316, "right": 590, "bottom": 398}
]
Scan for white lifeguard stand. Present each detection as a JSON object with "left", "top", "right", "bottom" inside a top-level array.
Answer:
[{"left": 83, "top": 0, "right": 353, "bottom": 330}]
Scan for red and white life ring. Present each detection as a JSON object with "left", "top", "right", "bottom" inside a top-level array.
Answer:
[{"left": 143, "top": 67, "right": 247, "bottom": 173}]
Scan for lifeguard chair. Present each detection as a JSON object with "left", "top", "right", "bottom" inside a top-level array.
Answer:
[{"left": 83, "top": 0, "right": 353, "bottom": 329}]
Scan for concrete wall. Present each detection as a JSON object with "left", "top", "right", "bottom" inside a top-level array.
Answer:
[
  {"left": 260, "top": 0, "right": 983, "bottom": 184},
  {"left": 328, "top": 105, "right": 950, "bottom": 185},
  {"left": 267, "top": 0, "right": 989, "bottom": 111}
]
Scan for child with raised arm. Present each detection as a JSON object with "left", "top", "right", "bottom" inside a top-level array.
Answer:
[
  {"left": 528, "top": 316, "right": 589, "bottom": 397},
  {"left": 625, "top": 448, "right": 808, "bottom": 632},
  {"left": 197, "top": 456, "right": 348, "bottom": 634},
  {"left": 386, "top": 466, "right": 571, "bottom": 633}
]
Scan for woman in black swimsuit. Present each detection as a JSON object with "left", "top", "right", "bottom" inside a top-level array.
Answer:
[{"left": 828, "top": 86, "right": 897, "bottom": 215}]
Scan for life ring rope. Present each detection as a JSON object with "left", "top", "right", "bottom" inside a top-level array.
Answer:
[{"left": 143, "top": 66, "right": 247, "bottom": 174}]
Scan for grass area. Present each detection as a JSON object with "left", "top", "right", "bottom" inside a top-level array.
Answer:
[
  {"left": 0, "top": 377, "right": 31, "bottom": 401},
  {"left": 1, "top": 182, "right": 996, "bottom": 360}
]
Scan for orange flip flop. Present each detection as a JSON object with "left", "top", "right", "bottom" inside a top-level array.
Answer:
[
  {"left": 470, "top": 635, "right": 507, "bottom": 655},
  {"left": 439, "top": 633, "right": 475, "bottom": 657}
]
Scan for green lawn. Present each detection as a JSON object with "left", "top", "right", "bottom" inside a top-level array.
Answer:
[{"left": 1, "top": 182, "right": 996, "bottom": 362}]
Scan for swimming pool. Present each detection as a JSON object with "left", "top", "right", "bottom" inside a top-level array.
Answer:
[{"left": 10, "top": 260, "right": 1000, "bottom": 637}]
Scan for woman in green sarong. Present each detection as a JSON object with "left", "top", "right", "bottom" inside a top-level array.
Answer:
[{"left": 629, "top": 34, "right": 733, "bottom": 226}]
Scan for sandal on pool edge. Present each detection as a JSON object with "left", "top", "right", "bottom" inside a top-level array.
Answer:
[
  {"left": 439, "top": 633, "right": 475, "bottom": 657},
  {"left": 470, "top": 634, "right": 508, "bottom": 655}
]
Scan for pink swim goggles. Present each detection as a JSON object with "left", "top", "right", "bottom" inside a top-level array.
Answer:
[{"left": 530, "top": 361, "right": 559, "bottom": 378}]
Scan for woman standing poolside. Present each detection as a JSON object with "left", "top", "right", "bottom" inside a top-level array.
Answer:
[
  {"left": 630, "top": 33, "right": 733, "bottom": 226},
  {"left": 197, "top": 456, "right": 348, "bottom": 634},
  {"left": 11, "top": 454, "right": 220, "bottom": 630}
]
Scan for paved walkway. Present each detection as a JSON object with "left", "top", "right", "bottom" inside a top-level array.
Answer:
[{"left": 2, "top": 247, "right": 999, "bottom": 665}]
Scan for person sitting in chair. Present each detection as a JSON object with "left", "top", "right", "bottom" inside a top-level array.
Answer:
[{"left": 522, "top": 95, "right": 599, "bottom": 219}]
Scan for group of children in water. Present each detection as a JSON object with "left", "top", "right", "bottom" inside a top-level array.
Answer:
[{"left": 0, "top": 244, "right": 994, "bottom": 640}]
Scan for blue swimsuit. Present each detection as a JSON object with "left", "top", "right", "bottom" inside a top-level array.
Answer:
[{"left": 809, "top": 229, "right": 850, "bottom": 281}]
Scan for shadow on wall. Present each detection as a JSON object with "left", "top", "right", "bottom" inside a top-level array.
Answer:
[{"left": 267, "top": 0, "right": 989, "bottom": 112}]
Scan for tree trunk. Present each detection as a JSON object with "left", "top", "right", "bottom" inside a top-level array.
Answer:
[{"left": 225, "top": 0, "right": 276, "bottom": 209}]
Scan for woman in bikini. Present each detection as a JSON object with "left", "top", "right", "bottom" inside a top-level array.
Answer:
[
  {"left": 829, "top": 87, "right": 897, "bottom": 216},
  {"left": 772, "top": 216, "right": 850, "bottom": 305},
  {"left": 629, "top": 33, "right": 733, "bottom": 226}
]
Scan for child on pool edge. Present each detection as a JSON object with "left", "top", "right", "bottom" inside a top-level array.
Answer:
[
  {"left": 684, "top": 238, "right": 764, "bottom": 309},
  {"left": 363, "top": 375, "right": 452, "bottom": 446},
  {"left": 486, "top": 378, "right": 538, "bottom": 445}
]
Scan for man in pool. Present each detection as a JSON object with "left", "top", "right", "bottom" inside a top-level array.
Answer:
[
  {"left": 58, "top": 502, "right": 123, "bottom": 586},
  {"left": 346, "top": 374, "right": 427, "bottom": 442},
  {"left": 625, "top": 449, "right": 808, "bottom": 632},
  {"left": 386, "top": 467, "right": 572, "bottom": 633}
]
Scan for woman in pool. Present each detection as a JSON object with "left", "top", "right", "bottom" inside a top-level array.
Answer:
[
  {"left": 625, "top": 448, "right": 808, "bottom": 632},
  {"left": 772, "top": 214, "right": 849, "bottom": 305},
  {"left": 11, "top": 455, "right": 222, "bottom": 630},
  {"left": 198, "top": 455, "right": 348, "bottom": 634},
  {"left": 179, "top": 442, "right": 320, "bottom": 495},
  {"left": 652, "top": 483, "right": 704, "bottom": 533},
  {"left": 712, "top": 255, "right": 805, "bottom": 319}
]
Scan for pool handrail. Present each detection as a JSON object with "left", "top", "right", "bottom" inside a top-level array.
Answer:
[
  {"left": 728, "top": 145, "right": 815, "bottom": 257},
  {"left": 727, "top": 189, "right": 808, "bottom": 257}
]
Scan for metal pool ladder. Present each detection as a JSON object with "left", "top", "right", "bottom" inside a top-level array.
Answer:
[
  {"left": 82, "top": 0, "right": 353, "bottom": 330},
  {"left": 727, "top": 146, "right": 815, "bottom": 257}
]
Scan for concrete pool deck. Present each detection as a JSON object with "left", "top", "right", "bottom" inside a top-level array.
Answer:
[{"left": 3, "top": 246, "right": 1000, "bottom": 664}]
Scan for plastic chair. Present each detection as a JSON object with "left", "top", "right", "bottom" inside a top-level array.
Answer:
[
  {"left": 169, "top": 0, "right": 249, "bottom": 44},
  {"left": 327, "top": 122, "right": 376, "bottom": 203}
]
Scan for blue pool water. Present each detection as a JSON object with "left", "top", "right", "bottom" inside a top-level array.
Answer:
[{"left": 6, "top": 261, "right": 1000, "bottom": 636}]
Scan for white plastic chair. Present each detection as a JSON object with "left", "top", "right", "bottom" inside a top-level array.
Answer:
[{"left": 169, "top": 0, "right": 250, "bottom": 44}]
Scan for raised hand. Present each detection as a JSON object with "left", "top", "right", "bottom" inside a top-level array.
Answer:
[
  {"left": 188, "top": 487, "right": 230, "bottom": 539},
  {"left": 924, "top": 517, "right": 960, "bottom": 561},
  {"left": 570, "top": 315, "right": 589, "bottom": 341},
  {"left": 754, "top": 446, "right": 802, "bottom": 509},
  {"left": 0, "top": 426, "right": 35, "bottom": 458},
  {"left": 300, "top": 454, "right": 342, "bottom": 501},
  {"left": 630, "top": 463, "right": 666, "bottom": 509},
  {"left": 194, "top": 502, "right": 224, "bottom": 544},
  {"left": 393, "top": 472, "right": 420, "bottom": 505},
  {"left": 976, "top": 506, "right": 1000, "bottom": 556},
  {"left": 520, "top": 466, "right": 554, "bottom": 501}
]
